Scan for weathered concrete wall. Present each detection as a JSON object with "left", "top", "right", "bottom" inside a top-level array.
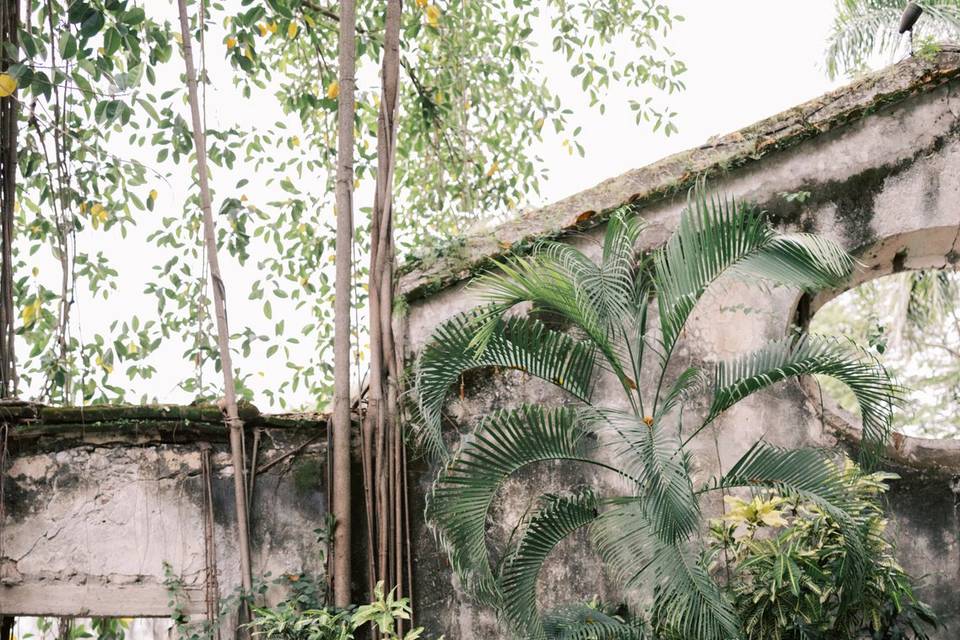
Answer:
[
  {"left": 403, "top": 51, "right": 960, "bottom": 639},
  {"left": 0, "top": 405, "right": 328, "bottom": 617}
]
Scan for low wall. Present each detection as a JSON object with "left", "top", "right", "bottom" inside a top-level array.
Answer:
[{"left": 0, "top": 403, "right": 328, "bottom": 618}]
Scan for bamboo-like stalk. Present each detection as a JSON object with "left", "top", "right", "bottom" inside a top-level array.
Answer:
[
  {"left": 332, "top": 0, "right": 357, "bottom": 609},
  {"left": 365, "top": 1, "right": 405, "bottom": 629},
  {"left": 175, "top": 0, "right": 254, "bottom": 608},
  {"left": 0, "top": 0, "right": 18, "bottom": 397}
]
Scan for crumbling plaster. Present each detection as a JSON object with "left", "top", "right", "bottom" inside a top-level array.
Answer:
[{"left": 0, "top": 408, "right": 328, "bottom": 618}]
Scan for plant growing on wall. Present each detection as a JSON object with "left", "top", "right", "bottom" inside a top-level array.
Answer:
[{"left": 414, "top": 185, "right": 904, "bottom": 639}]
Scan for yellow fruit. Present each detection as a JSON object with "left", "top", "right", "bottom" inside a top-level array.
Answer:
[
  {"left": 326, "top": 80, "right": 339, "bottom": 99},
  {"left": 127, "top": 342, "right": 139, "bottom": 354},
  {"left": 21, "top": 299, "right": 41, "bottom": 328},
  {"left": 426, "top": 4, "right": 441, "bottom": 27},
  {"left": 416, "top": 0, "right": 427, "bottom": 7},
  {"left": 268, "top": 21, "right": 278, "bottom": 34},
  {"left": 0, "top": 73, "right": 17, "bottom": 98},
  {"left": 258, "top": 23, "right": 268, "bottom": 37},
  {"left": 226, "top": 36, "right": 237, "bottom": 50},
  {"left": 95, "top": 355, "right": 113, "bottom": 374},
  {"left": 287, "top": 21, "right": 299, "bottom": 38},
  {"left": 149, "top": 189, "right": 158, "bottom": 201},
  {"left": 485, "top": 160, "right": 499, "bottom": 177},
  {"left": 290, "top": 135, "right": 300, "bottom": 147}
]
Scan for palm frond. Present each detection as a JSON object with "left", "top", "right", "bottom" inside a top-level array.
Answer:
[
  {"left": 426, "top": 405, "right": 599, "bottom": 605},
  {"left": 542, "top": 604, "right": 648, "bottom": 640},
  {"left": 500, "top": 491, "right": 601, "bottom": 637},
  {"left": 587, "top": 409, "right": 700, "bottom": 543},
  {"left": 415, "top": 310, "right": 598, "bottom": 460},
  {"left": 703, "top": 334, "right": 900, "bottom": 467},
  {"left": 471, "top": 211, "right": 646, "bottom": 396},
  {"left": 709, "top": 442, "right": 850, "bottom": 508},
  {"left": 594, "top": 500, "right": 740, "bottom": 640},
  {"left": 654, "top": 187, "right": 853, "bottom": 358},
  {"left": 655, "top": 366, "right": 706, "bottom": 422}
]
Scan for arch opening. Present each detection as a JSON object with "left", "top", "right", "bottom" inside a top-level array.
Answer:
[{"left": 810, "top": 269, "right": 960, "bottom": 440}]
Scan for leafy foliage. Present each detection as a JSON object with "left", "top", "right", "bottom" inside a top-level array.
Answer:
[
  {"left": 5, "top": 0, "right": 686, "bottom": 410},
  {"left": 248, "top": 581, "right": 429, "bottom": 640},
  {"left": 709, "top": 459, "right": 937, "bottom": 640},
  {"left": 415, "top": 185, "right": 904, "bottom": 639}
]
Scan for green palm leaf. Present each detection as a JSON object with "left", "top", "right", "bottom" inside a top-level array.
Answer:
[
  {"left": 542, "top": 604, "right": 647, "bottom": 640},
  {"left": 654, "top": 187, "right": 853, "bottom": 358},
  {"left": 500, "top": 491, "right": 601, "bottom": 638},
  {"left": 703, "top": 334, "right": 899, "bottom": 467},
  {"left": 426, "top": 406, "right": 601, "bottom": 605},
  {"left": 594, "top": 500, "right": 741, "bottom": 640},
  {"left": 590, "top": 409, "right": 700, "bottom": 543},
  {"left": 471, "top": 214, "right": 646, "bottom": 397},
  {"left": 415, "top": 311, "right": 598, "bottom": 459}
]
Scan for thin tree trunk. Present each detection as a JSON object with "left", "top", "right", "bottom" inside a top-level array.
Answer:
[
  {"left": 365, "top": 1, "right": 405, "bottom": 627},
  {"left": 332, "top": 0, "right": 357, "bottom": 609},
  {"left": 0, "top": 0, "right": 19, "bottom": 396},
  {"left": 176, "top": 0, "right": 254, "bottom": 609}
]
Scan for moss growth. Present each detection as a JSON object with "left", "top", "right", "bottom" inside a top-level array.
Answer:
[{"left": 292, "top": 458, "right": 325, "bottom": 495}]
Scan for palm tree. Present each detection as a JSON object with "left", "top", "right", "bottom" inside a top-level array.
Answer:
[
  {"left": 413, "top": 186, "right": 900, "bottom": 640},
  {"left": 826, "top": 0, "right": 960, "bottom": 80}
]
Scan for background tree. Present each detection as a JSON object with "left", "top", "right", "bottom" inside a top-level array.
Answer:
[
  {"left": 811, "top": 270, "right": 960, "bottom": 438},
  {"left": 826, "top": 0, "right": 960, "bottom": 79},
  {"left": 3, "top": 1, "right": 686, "bottom": 412}
]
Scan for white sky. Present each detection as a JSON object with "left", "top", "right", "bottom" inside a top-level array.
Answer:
[{"left": 30, "top": 0, "right": 918, "bottom": 409}]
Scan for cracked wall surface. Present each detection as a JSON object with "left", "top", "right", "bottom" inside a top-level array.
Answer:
[
  {"left": 404, "top": 52, "right": 960, "bottom": 640},
  {"left": 0, "top": 421, "right": 327, "bottom": 617}
]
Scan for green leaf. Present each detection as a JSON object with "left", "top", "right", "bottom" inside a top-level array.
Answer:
[
  {"left": 500, "top": 491, "right": 601, "bottom": 637},
  {"left": 704, "top": 334, "right": 899, "bottom": 467},
  {"left": 59, "top": 33, "right": 78, "bottom": 60},
  {"left": 415, "top": 310, "right": 597, "bottom": 460},
  {"left": 80, "top": 10, "right": 106, "bottom": 39},
  {"left": 122, "top": 7, "right": 146, "bottom": 25},
  {"left": 427, "top": 405, "right": 598, "bottom": 606}
]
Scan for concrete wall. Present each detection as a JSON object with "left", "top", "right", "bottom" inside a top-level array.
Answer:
[
  {"left": 403, "top": 53, "right": 960, "bottom": 639},
  {"left": 0, "top": 412, "right": 328, "bottom": 618}
]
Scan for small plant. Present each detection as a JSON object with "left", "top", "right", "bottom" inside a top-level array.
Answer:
[
  {"left": 709, "top": 459, "right": 937, "bottom": 640},
  {"left": 246, "top": 581, "right": 432, "bottom": 640}
]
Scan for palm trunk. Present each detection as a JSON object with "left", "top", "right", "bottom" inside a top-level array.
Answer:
[
  {"left": 175, "top": 0, "right": 253, "bottom": 608},
  {"left": 332, "top": 0, "right": 357, "bottom": 609}
]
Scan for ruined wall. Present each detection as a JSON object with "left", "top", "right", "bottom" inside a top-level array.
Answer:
[
  {"left": 0, "top": 405, "right": 328, "bottom": 617},
  {"left": 404, "top": 52, "right": 960, "bottom": 639}
]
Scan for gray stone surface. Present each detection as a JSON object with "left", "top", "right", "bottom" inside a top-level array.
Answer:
[
  {"left": 404, "top": 51, "right": 960, "bottom": 639},
  {"left": 0, "top": 416, "right": 327, "bottom": 617}
]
